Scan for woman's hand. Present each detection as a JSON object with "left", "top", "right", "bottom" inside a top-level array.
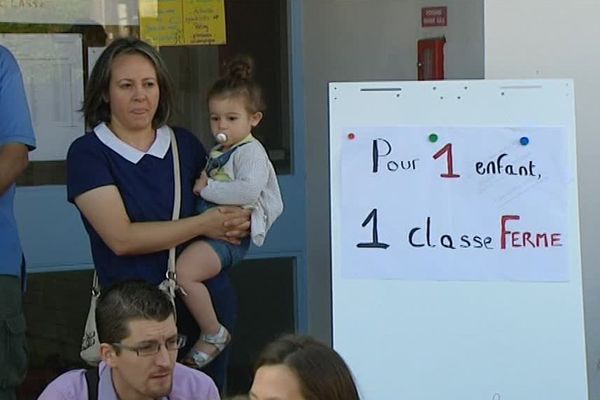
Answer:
[{"left": 200, "top": 206, "right": 251, "bottom": 244}]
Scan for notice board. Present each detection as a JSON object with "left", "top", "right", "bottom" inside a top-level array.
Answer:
[{"left": 329, "top": 80, "right": 587, "bottom": 400}]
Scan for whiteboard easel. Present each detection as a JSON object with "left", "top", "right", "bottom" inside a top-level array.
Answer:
[{"left": 329, "top": 80, "right": 587, "bottom": 400}]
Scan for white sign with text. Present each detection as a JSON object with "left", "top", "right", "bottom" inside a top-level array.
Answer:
[
  {"left": 330, "top": 80, "right": 587, "bottom": 400},
  {"left": 341, "top": 126, "right": 569, "bottom": 281}
]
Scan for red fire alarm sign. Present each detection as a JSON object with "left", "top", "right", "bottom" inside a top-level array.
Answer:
[{"left": 421, "top": 6, "right": 447, "bottom": 27}]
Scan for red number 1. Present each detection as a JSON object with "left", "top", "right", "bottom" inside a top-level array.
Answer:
[{"left": 433, "top": 143, "right": 460, "bottom": 178}]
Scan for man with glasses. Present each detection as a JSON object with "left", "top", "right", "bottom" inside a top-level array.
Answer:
[{"left": 38, "top": 280, "right": 220, "bottom": 399}]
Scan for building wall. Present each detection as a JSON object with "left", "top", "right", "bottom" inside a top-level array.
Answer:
[
  {"left": 301, "top": 0, "right": 485, "bottom": 342},
  {"left": 484, "top": 1, "right": 600, "bottom": 397}
]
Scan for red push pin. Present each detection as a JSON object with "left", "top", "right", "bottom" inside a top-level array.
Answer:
[{"left": 347, "top": 132, "right": 356, "bottom": 140}]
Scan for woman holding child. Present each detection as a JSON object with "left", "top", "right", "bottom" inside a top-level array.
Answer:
[{"left": 66, "top": 37, "right": 249, "bottom": 389}]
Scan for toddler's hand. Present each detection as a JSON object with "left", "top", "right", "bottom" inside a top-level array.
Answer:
[{"left": 193, "top": 171, "right": 209, "bottom": 195}]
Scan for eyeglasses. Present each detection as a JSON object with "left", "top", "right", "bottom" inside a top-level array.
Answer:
[{"left": 112, "top": 334, "right": 187, "bottom": 357}]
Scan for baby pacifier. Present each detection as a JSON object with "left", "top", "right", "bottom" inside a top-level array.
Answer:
[{"left": 215, "top": 132, "right": 228, "bottom": 144}]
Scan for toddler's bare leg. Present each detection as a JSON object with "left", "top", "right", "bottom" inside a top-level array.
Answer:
[{"left": 177, "top": 240, "right": 222, "bottom": 336}]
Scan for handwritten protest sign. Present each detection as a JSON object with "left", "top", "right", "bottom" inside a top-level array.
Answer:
[
  {"left": 330, "top": 80, "right": 587, "bottom": 400},
  {"left": 340, "top": 126, "right": 569, "bottom": 281}
]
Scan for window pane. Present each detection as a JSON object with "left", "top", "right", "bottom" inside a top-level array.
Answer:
[
  {"left": 162, "top": 0, "right": 291, "bottom": 174},
  {"left": 5, "top": 0, "right": 290, "bottom": 187},
  {"left": 228, "top": 257, "right": 296, "bottom": 395},
  {"left": 1, "top": 22, "right": 127, "bottom": 187}
]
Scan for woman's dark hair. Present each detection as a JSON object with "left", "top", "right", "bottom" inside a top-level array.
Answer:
[
  {"left": 207, "top": 55, "right": 265, "bottom": 114},
  {"left": 82, "top": 37, "right": 174, "bottom": 129},
  {"left": 255, "top": 334, "right": 361, "bottom": 400},
  {"left": 96, "top": 280, "right": 174, "bottom": 351}
]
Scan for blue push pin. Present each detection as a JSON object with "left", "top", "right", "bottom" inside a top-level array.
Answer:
[{"left": 520, "top": 136, "right": 529, "bottom": 146}]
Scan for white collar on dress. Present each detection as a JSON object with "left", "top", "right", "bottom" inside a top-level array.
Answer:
[{"left": 93, "top": 122, "right": 171, "bottom": 164}]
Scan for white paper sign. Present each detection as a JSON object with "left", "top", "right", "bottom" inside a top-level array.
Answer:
[
  {"left": 87, "top": 46, "right": 105, "bottom": 77},
  {"left": 340, "top": 126, "right": 569, "bottom": 281},
  {"left": 0, "top": 33, "right": 84, "bottom": 161},
  {"left": 0, "top": 0, "right": 138, "bottom": 26}
]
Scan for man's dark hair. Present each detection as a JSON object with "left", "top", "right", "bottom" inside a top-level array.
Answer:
[{"left": 96, "top": 280, "right": 174, "bottom": 346}]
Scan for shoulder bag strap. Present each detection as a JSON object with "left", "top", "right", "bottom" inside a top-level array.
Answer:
[
  {"left": 90, "top": 271, "right": 99, "bottom": 299},
  {"left": 85, "top": 366, "right": 99, "bottom": 400},
  {"left": 168, "top": 127, "right": 181, "bottom": 280}
]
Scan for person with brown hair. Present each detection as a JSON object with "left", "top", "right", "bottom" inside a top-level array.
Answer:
[
  {"left": 177, "top": 56, "right": 283, "bottom": 370},
  {"left": 38, "top": 280, "right": 220, "bottom": 399},
  {"left": 249, "top": 334, "right": 361, "bottom": 400},
  {"left": 66, "top": 37, "right": 250, "bottom": 389}
]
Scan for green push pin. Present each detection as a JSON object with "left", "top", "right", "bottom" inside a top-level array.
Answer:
[{"left": 428, "top": 133, "right": 438, "bottom": 143}]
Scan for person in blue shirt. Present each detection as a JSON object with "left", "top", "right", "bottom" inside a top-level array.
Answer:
[
  {"left": 66, "top": 37, "right": 250, "bottom": 391},
  {"left": 0, "top": 45, "right": 36, "bottom": 400}
]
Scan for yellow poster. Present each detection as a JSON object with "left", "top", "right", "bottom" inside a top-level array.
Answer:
[
  {"left": 140, "top": 0, "right": 226, "bottom": 47},
  {"left": 183, "top": 0, "right": 226, "bottom": 45}
]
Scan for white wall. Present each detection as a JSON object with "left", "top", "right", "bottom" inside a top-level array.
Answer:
[
  {"left": 302, "top": 0, "right": 418, "bottom": 342},
  {"left": 484, "top": 1, "right": 600, "bottom": 397},
  {"left": 301, "top": 0, "right": 484, "bottom": 342}
]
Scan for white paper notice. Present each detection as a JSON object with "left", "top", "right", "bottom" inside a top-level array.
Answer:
[
  {"left": 340, "top": 126, "right": 570, "bottom": 282},
  {"left": 0, "top": 0, "right": 138, "bottom": 26},
  {"left": 0, "top": 33, "right": 84, "bottom": 161},
  {"left": 87, "top": 46, "right": 105, "bottom": 77}
]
